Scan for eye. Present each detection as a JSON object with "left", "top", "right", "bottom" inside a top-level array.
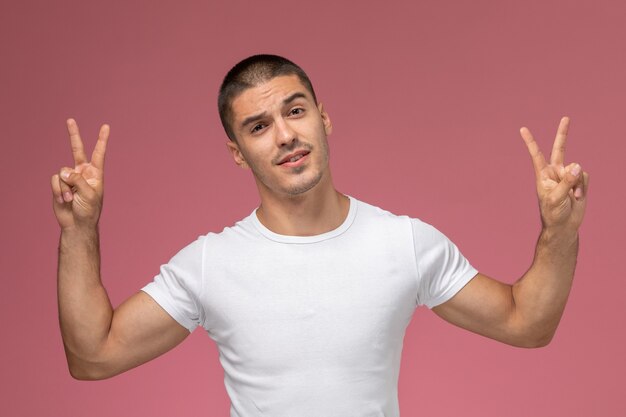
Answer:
[
  {"left": 289, "top": 107, "right": 305, "bottom": 116},
  {"left": 251, "top": 123, "right": 266, "bottom": 134}
]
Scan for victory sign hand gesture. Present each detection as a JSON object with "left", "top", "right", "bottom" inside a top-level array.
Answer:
[
  {"left": 521, "top": 117, "right": 589, "bottom": 234},
  {"left": 51, "top": 119, "right": 110, "bottom": 231}
]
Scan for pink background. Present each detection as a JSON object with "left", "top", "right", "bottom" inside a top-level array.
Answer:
[{"left": 1, "top": 0, "right": 624, "bottom": 416}]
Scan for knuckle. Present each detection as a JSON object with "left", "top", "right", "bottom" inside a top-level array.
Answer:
[
  {"left": 59, "top": 167, "right": 73, "bottom": 180},
  {"left": 546, "top": 194, "right": 560, "bottom": 206},
  {"left": 64, "top": 171, "right": 84, "bottom": 185}
]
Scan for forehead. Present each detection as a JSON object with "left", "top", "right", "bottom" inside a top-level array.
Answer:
[{"left": 231, "top": 75, "right": 313, "bottom": 121}]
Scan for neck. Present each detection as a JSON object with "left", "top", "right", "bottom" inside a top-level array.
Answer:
[{"left": 255, "top": 174, "right": 350, "bottom": 236}]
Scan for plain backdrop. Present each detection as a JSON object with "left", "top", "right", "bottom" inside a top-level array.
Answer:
[{"left": 1, "top": 0, "right": 624, "bottom": 416}]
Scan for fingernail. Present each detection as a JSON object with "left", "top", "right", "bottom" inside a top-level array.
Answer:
[
  {"left": 61, "top": 170, "right": 70, "bottom": 180},
  {"left": 56, "top": 196, "right": 64, "bottom": 204},
  {"left": 571, "top": 164, "right": 581, "bottom": 176},
  {"left": 63, "top": 191, "right": 73, "bottom": 202},
  {"left": 575, "top": 188, "right": 583, "bottom": 198}
]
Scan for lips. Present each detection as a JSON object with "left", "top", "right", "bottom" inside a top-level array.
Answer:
[{"left": 277, "top": 150, "right": 310, "bottom": 165}]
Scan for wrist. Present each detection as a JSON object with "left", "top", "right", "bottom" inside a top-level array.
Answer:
[
  {"left": 539, "top": 226, "right": 579, "bottom": 250},
  {"left": 60, "top": 225, "right": 100, "bottom": 250}
]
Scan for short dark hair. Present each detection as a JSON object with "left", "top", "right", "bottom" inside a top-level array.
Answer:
[{"left": 218, "top": 54, "right": 318, "bottom": 141}]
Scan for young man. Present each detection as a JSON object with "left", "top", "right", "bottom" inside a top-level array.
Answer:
[{"left": 51, "top": 55, "right": 589, "bottom": 416}]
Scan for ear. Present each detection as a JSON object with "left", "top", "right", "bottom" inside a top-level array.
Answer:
[
  {"left": 226, "top": 140, "right": 248, "bottom": 169},
  {"left": 318, "top": 102, "right": 333, "bottom": 135}
]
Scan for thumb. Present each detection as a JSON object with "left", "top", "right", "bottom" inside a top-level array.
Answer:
[
  {"left": 60, "top": 169, "right": 96, "bottom": 201},
  {"left": 551, "top": 163, "right": 582, "bottom": 203}
]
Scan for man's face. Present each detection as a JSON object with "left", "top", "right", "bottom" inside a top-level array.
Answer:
[{"left": 227, "top": 74, "right": 333, "bottom": 198}]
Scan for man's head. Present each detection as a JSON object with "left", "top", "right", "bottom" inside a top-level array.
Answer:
[
  {"left": 218, "top": 54, "right": 318, "bottom": 142},
  {"left": 220, "top": 55, "right": 333, "bottom": 199}
]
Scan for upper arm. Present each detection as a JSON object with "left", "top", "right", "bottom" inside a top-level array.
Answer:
[
  {"left": 432, "top": 272, "right": 535, "bottom": 347},
  {"left": 72, "top": 291, "right": 190, "bottom": 380}
]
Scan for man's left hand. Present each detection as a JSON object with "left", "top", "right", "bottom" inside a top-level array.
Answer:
[{"left": 520, "top": 116, "right": 590, "bottom": 234}]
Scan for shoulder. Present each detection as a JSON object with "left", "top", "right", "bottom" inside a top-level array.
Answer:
[
  {"left": 352, "top": 197, "right": 409, "bottom": 223},
  {"left": 351, "top": 197, "right": 453, "bottom": 248},
  {"left": 162, "top": 210, "right": 259, "bottom": 266},
  {"left": 351, "top": 196, "right": 424, "bottom": 231},
  {"left": 202, "top": 210, "right": 263, "bottom": 250}
]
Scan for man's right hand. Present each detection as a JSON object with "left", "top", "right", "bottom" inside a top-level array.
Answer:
[
  {"left": 53, "top": 119, "right": 190, "bottom": 380},
  {"left": 51, "top": 118, "right": 109, "bottom": 230}
]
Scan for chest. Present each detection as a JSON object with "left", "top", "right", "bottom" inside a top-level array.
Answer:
[{"left": 199, "top": 239, "right": 418, "bottom": 371}]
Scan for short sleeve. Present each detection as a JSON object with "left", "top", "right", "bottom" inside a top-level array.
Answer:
[
  {"left": 411, "top": 219, "right": 478, "bottom": 309},
  {"left": 141, "top": 236, "right": 206, "bottom": 332}
]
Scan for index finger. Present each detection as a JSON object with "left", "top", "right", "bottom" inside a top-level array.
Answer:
[
  {"left": 91, "top": 123, "right": 110, "bottom": 170},
  {"left": 520, "top": 126, "right": 547, "bottom": 176},
  {"left": 550, "top": 116, "right": 570, "bottom": 167},
  {"left": 66, "top": 118, "right": 87, "bottom": 166}
]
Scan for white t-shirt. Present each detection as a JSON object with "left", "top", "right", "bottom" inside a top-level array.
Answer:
[{"left": 142, "top": 196, "right": 477, "bottom": 417}]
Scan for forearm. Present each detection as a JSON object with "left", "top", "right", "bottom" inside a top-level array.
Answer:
[
  {"left": 434, "top": 118, "right": 587, "bottom": 348},
  {"left": 512, "top": 227, "right": 579, "bottom": 345},
  {"left": 58, "top": 226, "right": 113, "bottom": 368}
]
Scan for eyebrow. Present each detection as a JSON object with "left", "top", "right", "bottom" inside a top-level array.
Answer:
[{"left": 240, "top": 92, "right": 309, "bottom": 129}]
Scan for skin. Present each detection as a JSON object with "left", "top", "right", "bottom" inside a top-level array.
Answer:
[
  {"left": 52, "top": 75, "right": 588, "bottom": 380},
  {"left": 225, "top": 75, "right": 348, "bottom": 236},
  {"left": 52, "top": 121, "right": 189, "bottom": 380},
  {"left": 433, "top": 118, "right": 589, "bottom": 347}
]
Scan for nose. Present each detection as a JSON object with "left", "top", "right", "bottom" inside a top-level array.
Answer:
[{"left": 274, "top": 117, "right": 297, "bottom": 147}]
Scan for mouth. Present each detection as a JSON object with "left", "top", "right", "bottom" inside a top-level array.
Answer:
[{"left": 277, "top": 150, "right": 310, "bottom": 166}]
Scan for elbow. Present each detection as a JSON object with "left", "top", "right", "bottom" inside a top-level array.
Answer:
[
  {"left": 68, "top": 362, "right": 108, "bottom": 381},
  {"left": 66, "top": 352, "right": 116, "bottom": 381},
  {"left": 68, "top": 363, "right": 116, "bottom": 381},
  {"left": 530, "top": 331, "right": 555, "bottom": 348},
  {"left": 517, "top": 336, "right": 552, "bottom": 349},
  {"left": 68, "top": 365, "right": 96, "bottom": 381},
  {"left": 506, "top": 310, "right": 558, "bottom": 348},
  {"left": 513, "top": 328, "right": 555, "bottom": 349},
  {"left": 533, "top": 333, "right": 554, "bottom": 348},
  {"left": 69, "top": 366, "right": 107, "bottom": 381}
]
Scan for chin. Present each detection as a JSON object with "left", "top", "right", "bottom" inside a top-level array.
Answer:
[{"left": 283, "top": 171, "right": 325, "bottom": 196}]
